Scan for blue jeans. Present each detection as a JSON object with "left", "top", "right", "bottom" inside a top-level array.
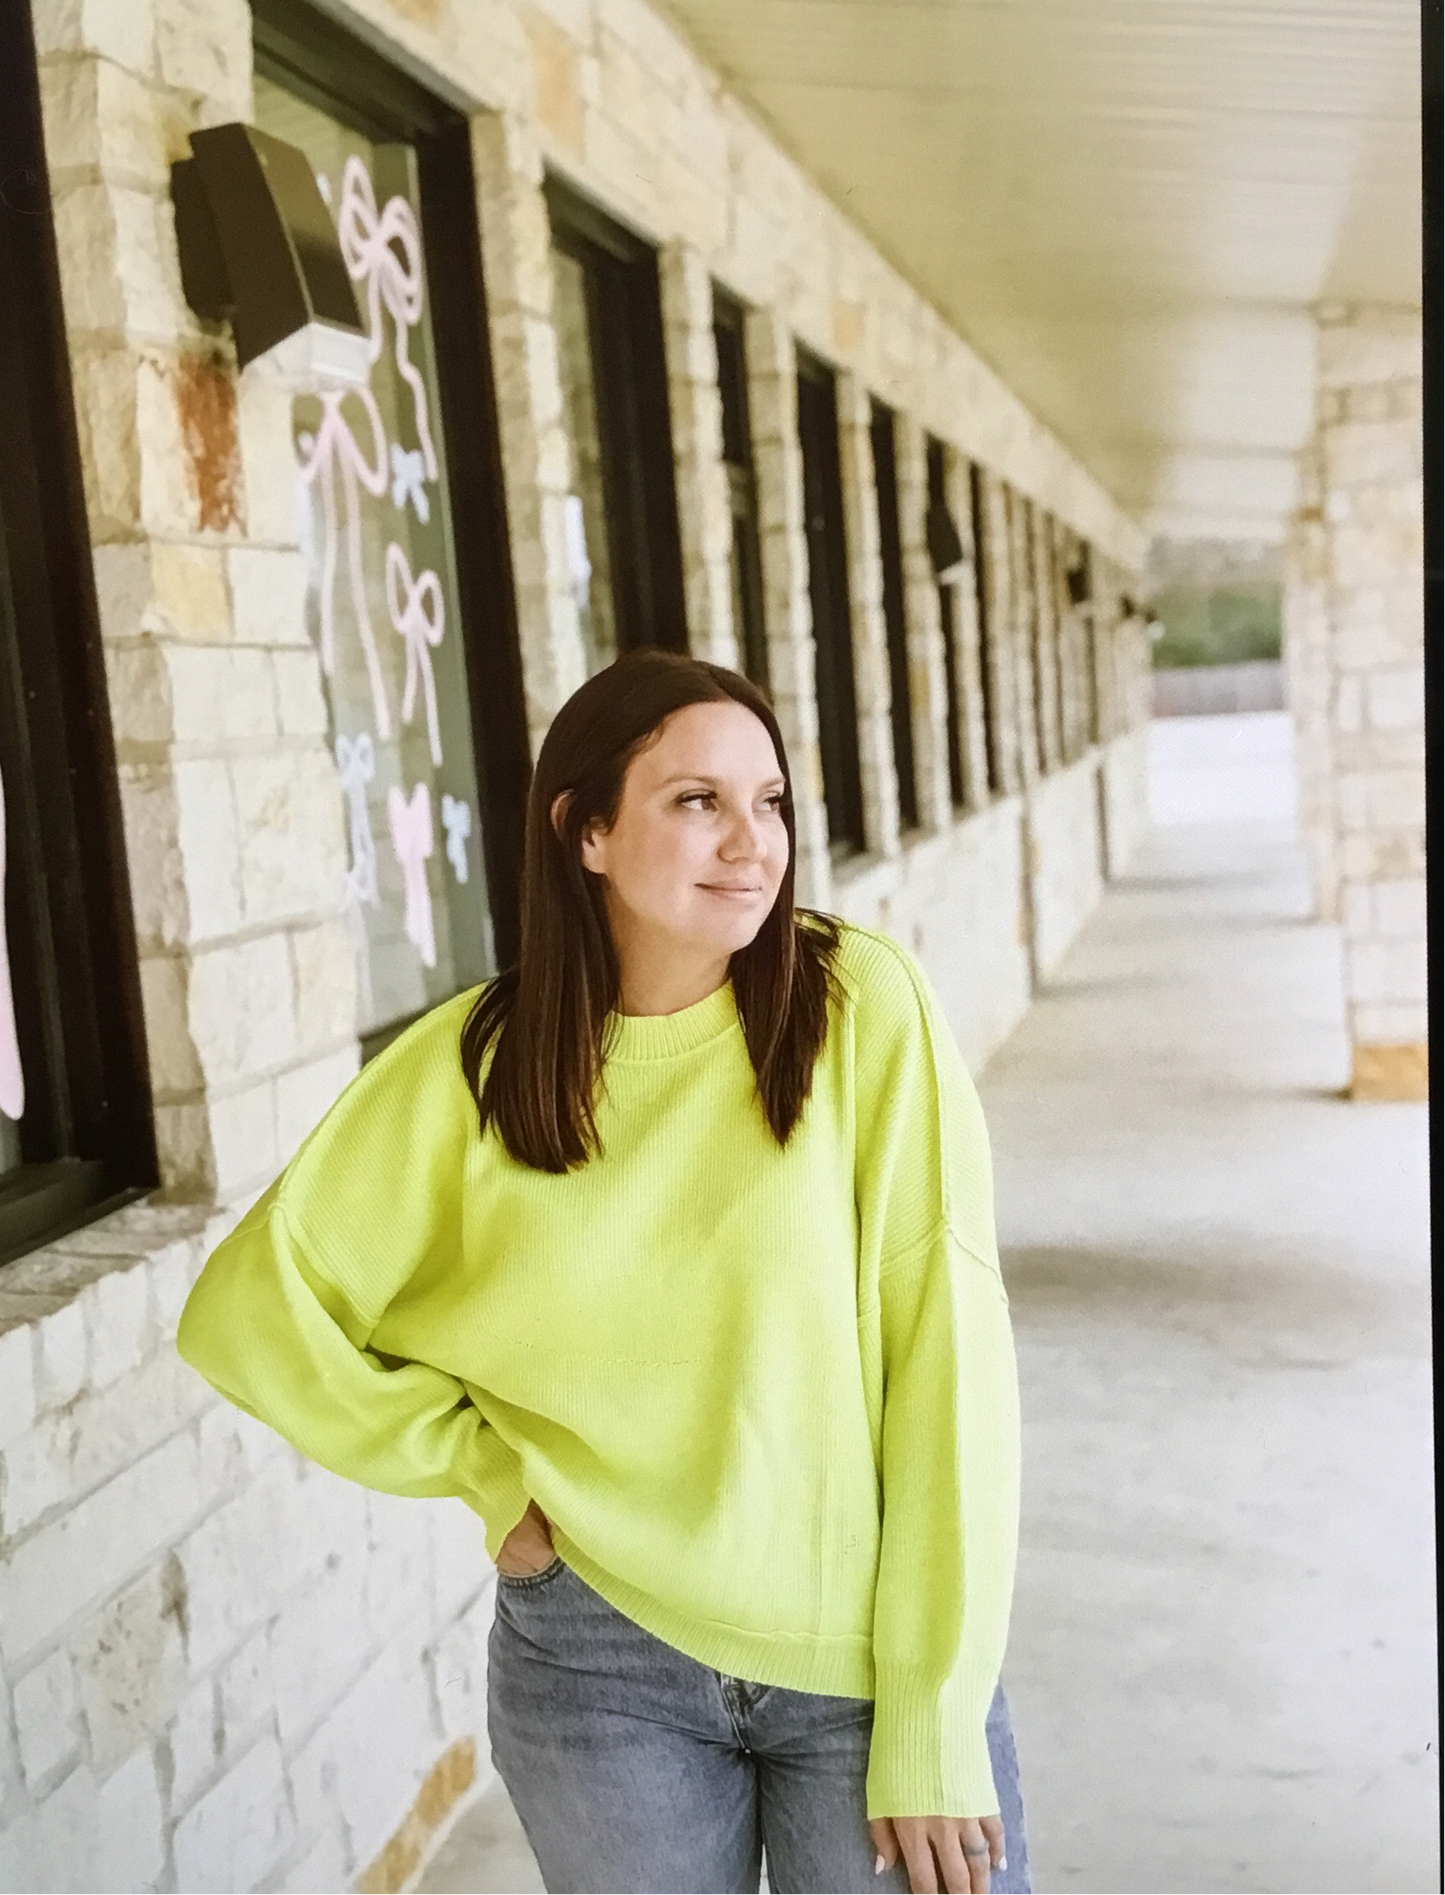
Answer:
[{"left": 487, "top": 1553, "right": 1031, "bottom": 1894}]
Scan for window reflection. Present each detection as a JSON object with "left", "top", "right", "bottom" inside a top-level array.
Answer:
[{"left": 552, "top": 248, "right": 619, "bottom": 675}]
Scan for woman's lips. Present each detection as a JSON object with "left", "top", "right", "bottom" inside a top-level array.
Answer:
[{"left": 699, "top": 883, "right": 763, "bottom": 898}]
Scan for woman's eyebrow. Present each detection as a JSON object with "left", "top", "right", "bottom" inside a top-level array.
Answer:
[{"left": 659, "top": 773, "right": 787, "bottom": 790}]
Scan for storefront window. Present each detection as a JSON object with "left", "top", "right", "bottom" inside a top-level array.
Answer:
[{"left": 254, "top": 74, "right": 496, "bottom": 1041}]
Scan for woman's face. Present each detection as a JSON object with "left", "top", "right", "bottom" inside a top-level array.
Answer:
[{"left": 574, "top": 700, "right": 790, "bottom": 960}]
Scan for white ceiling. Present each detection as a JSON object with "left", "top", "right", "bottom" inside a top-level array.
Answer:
[{"left": 655, "top": 0, "right": 1422, "bottom": 543}]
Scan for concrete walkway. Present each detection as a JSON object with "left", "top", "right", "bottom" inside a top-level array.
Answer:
[{"left": 421, "top": 713, "right": 1437, "bottom": 1895}]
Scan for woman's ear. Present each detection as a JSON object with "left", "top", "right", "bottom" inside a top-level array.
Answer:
[{"left": 549, "top": 790, "right": 571, "bottom": 841}]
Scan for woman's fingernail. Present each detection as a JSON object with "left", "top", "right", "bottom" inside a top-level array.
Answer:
[
  {"left": 874, "top": 1852, "right": 886, "bottom": 1875},
  {"left": 999, "top": 1856, "right": 1007, "bottom": 1872}
]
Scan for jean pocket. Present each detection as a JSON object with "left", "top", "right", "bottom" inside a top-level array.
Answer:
[{"left": 496, "top": 1552, "right": 565, "bottom": 1588}]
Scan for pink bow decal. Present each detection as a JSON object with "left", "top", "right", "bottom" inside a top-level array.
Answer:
[
  {"left": 387, "top": 780, "right": 437, "bottom": 969},
  {"left": 386, "top": 542, "right": 445, "bottom": 766}
]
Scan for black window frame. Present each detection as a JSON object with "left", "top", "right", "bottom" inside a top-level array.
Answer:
[
  {"left": 795, "top": 347, "right": 865, "bottom": 859},
  {"left": 252, "top": 0, "right": 534, "bottom": 1063},
  {"left": 926, "top": 435, "right": 967, "bottom": 811},
  {"left": 711, "top": 287, "right": 769, "bottom": 692},
  {"left": 968, "top": 460, "right": 1004, "bottom": 797},
  {"left": 543, "top": 176, "right": 688, "bottom": 657},
  {"left": 869, "top": 398, "right": 918, "bottom": 833},
  {"left": 0, "top": 2, "right": 158, "bottom": 1267}
]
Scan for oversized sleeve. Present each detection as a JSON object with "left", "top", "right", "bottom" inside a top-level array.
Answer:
[
  {"left": 175, "top": 994, "right": 532, "bottom": 1565},
  {"left": 849, "top": 933, "right": 1022, "bottom": 1820}
]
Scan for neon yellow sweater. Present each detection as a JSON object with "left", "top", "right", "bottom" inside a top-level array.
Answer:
[{"left": 176, "top": 919, "right": 1020, "bottom": 1819}]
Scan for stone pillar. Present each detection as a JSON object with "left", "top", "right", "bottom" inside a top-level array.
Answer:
[
  {"left": 1286, "top": 305, "right": 1426, "bottom": 1100},
  {"left": 743, "top": 308, "right": 831, "bottom": 909},
  {"left": 39, "top": 0, "right": 360, "bottom": 1207},
  {"left": 1052, "top": 522, "right": 1085, "bottom": 762},
  {"left": 944, "top": 449, "right": 992, "bottom": 810},
  {"left": 975, "top": 468, "right": 1023, "bottom": 794},
  {"left": 1283, "top": 440, "right": 1339, "bottom": 918},
  {"left": 1005, "top": 485, "right": 1042, "bottom": 789},
  {"left": 658, "top": 241, "right": 738, "bottom": 668},
  {"left": 895, "top": 414, "right": 952, "bottom": 834},
  {"left": 1030, "top": 508, "right": 1064, "bottom": 772},
  {"left": 836, "top": 372, "right": 901, "bottom": 860},
  {"left": 471, "top": 112, "right": 588, "bottom": 760}
]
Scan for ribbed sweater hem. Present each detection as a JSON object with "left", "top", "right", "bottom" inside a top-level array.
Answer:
[{"left": 551, "top": 1530, "right": 877, "bottom": 1699}]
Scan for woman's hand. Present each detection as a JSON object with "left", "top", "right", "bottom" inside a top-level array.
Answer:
[
  {"left": 869, "top": 1813, "right": 1005, "bottom": 1893},
  {"left": 495, "top": 1498, "right": 556, "bottom": 1576}
]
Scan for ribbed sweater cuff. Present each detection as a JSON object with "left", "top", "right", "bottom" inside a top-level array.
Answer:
[
  {"left": 457, "top": 1424, "right": 531, "bottom": 1564},
  {"left": 865, "top": 1663, "right": 1001, "bottom": 1821}
]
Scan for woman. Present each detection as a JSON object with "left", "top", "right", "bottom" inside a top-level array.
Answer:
[{"left": 177, "top": 649, "right": 1028, "bottom": 1895}]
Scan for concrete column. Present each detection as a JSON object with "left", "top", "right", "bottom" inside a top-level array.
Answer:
[
  {"left": 944, "top": 448, "right": 992, "bottom": 811},
  {"left": 658, "top": 242, "right": 739, "bottom": 668},
  {"left": 41, "top": 0, "right": 360, "bottom": 1205},
  {"left": 895, "top": 414, "right": 952, "bottom": 834},
  {"left": 1283, "top": 440, "right": 1339, "bottom": 918},
  {"left": 1286, "top": 305, "right": 1426, "bottom": 1100},
  {"left": 471, "top": 112, "right": 587, "bottom": 759},
  {"left": 976, "top": 468, "right": 1023, "bottom": 793},
  {"left": 836, "top": 371, "right": 900, "bottom": 860},
  {"left": 743, "top": 307, "right": 831, "bottom": 909}
]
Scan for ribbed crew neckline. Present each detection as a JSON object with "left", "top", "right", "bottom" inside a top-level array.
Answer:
[{"left": 603, "top": 976, "right": 741, "bottom": 1061}]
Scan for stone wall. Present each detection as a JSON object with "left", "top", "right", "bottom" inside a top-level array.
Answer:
[
  {"left": 1283, "top": 305, "right": 1425, "bottom": 1101},
  {"left": 0, "top": 0, "right": 1153, "bottom": 1887}
]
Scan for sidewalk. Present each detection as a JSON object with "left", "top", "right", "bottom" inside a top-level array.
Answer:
[
  {"left": 421, "top": 713, "right": 1437, "bottom": 1895},
  {"left": 986, "top": 713, "right": 1436, "bottom": 1893}
]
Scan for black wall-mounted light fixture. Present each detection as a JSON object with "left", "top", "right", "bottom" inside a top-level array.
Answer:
[
  {"left": 926, "top": 497, "right": 969, "bottom": 585},
  {"left": 171, "top": 121, "right": 368, "bottom": 386}
]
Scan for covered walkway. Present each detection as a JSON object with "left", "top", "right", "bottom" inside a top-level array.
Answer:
[{"left": 423, "top": 713, "right": 1436, "bottom": 1895}]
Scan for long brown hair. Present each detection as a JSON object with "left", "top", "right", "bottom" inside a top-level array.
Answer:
[{"left": 461, "top": 649, "right": 843, "bottom": 1172}]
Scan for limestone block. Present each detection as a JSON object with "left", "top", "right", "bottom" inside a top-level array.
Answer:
[
  {"left": 1351, "top": 1002, "right": 1430, "bottom": 1046},
  {"left": 140, "top": 950, "right": 202, "bottom": 1097},
  {"left": 165, "top": 1674, "right": 221, "bottom": 1817},
  {"left": 118, "top": 762, "right": 188, "bottom": 951},
  {"left": 149, "top": 349, "right": 231, "bottom": 538},
  {"left": 231, "top": 745, "right": 349, "bottom": 933},
  {"left": 154, "top": 0, "right": 253, "bottom": 122},
  {"left": 40, "top": 53, "right": 188, "bottom": 191},
  {"left": 216, "top": 1625, "right": 276, "bottom": 1756},
  {"left": 51, "top": 181, "right": 183, "bottom": 344},
  {"left": 68, "top": 1346, "right": 206, "bottom": 1499},
  {"left": 70, "top": 345, "right": 143, "bottom": 537},
  {"left": 173, "top": 1731, "right": 293, "bottom": 1895},
  {"left": 173, "top": 755, "right": 245, "bottom": 942},
  {"left": 1349, "top": 1040, "right": 1429, "bottom": 1102},
  {"left": 284, "top": 1818, "right": 353, "bottom": 1895},
  {"left": 428, "top": 1503, "right": 489, "bottom": 1626},
  {"left": 172, "top": 1460, "right": 299, "bottom": 1674},
  {"left": 1370, "top": 878, "right": 1428, "bottom": 939},
  {"left": 186, "top": 932, "right": 299, "bottom": 1091},
  {"left": 147, "top": 1232, "right": 207, "bottom": 1340},
  {"left": 82, "top": 1256, "right": 153, "bottom": 1391},
  {"left": 425, "top": 1597, "right": 491, "bottom": 1744},
  {"left": 96, "top": 1745, "right": 168, "bottom": 1890},
  {"left": 0, "top": 1756, "right": 96, "bottom": 1893},
  {"left": 153, "top": 1097, "right": 217, "bottom": 1200},
  {"left": 72, "top": 1561, "right": 188, "bottom": 1771},
  {"left": 32, "top": 1300, "right": 88, "bottom": 1414},
  {"left": 275, "top": 1045, "right": 361, "bottom": 1163},
  {"left": 30, "top": 0, "right": 158, "bottom": 72},
  {"left": 0, "top": 1416, "right": 72, "bottom": 1540},
  {"left": 228, "top": 546, "right": 308, "bottom": 647},
  {"left": 1364, "top": 665, "right": 1425, "bottom": 731},
  {"left": 12, "top": 1648, "right": 83, "bottom": 1789},
  {"left": 327, "top": 1641, "right": 446, "bottom": 1877},
  {"left": 234, "top": 372, "right": 297, "bottom": 546},
  {"left": 0, "top": 1431, "right": 201, "bottom": 1665},
  {"left": 268, "top": 1555, "right": 371, "bottom": 1751},
  {"left": 290, "top": 920, "right": 361, "bottom": 1055},
  {"left": 1345, "top": 937, "right": 1427, "bottom": 1007},
  {"left": 0, "top": 1325, "right": 37, "bottom": 1451},
  {"left": 166, "top": 644, "right": 278, "bottom": 744},
  {"left": 206, "top": 1078, "right": 279, "bottom": 1204},
  {"left": 364, "top": 1491, "right": 439, "bottom": 1642}
]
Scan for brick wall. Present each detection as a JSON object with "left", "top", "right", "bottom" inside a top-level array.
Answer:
[
  {"left": 0, "top": 0, "right": 1153, "bottom": 1887},
  {"left": 1284, "top": 305, "right": 1425, "bottom": 1101}
]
